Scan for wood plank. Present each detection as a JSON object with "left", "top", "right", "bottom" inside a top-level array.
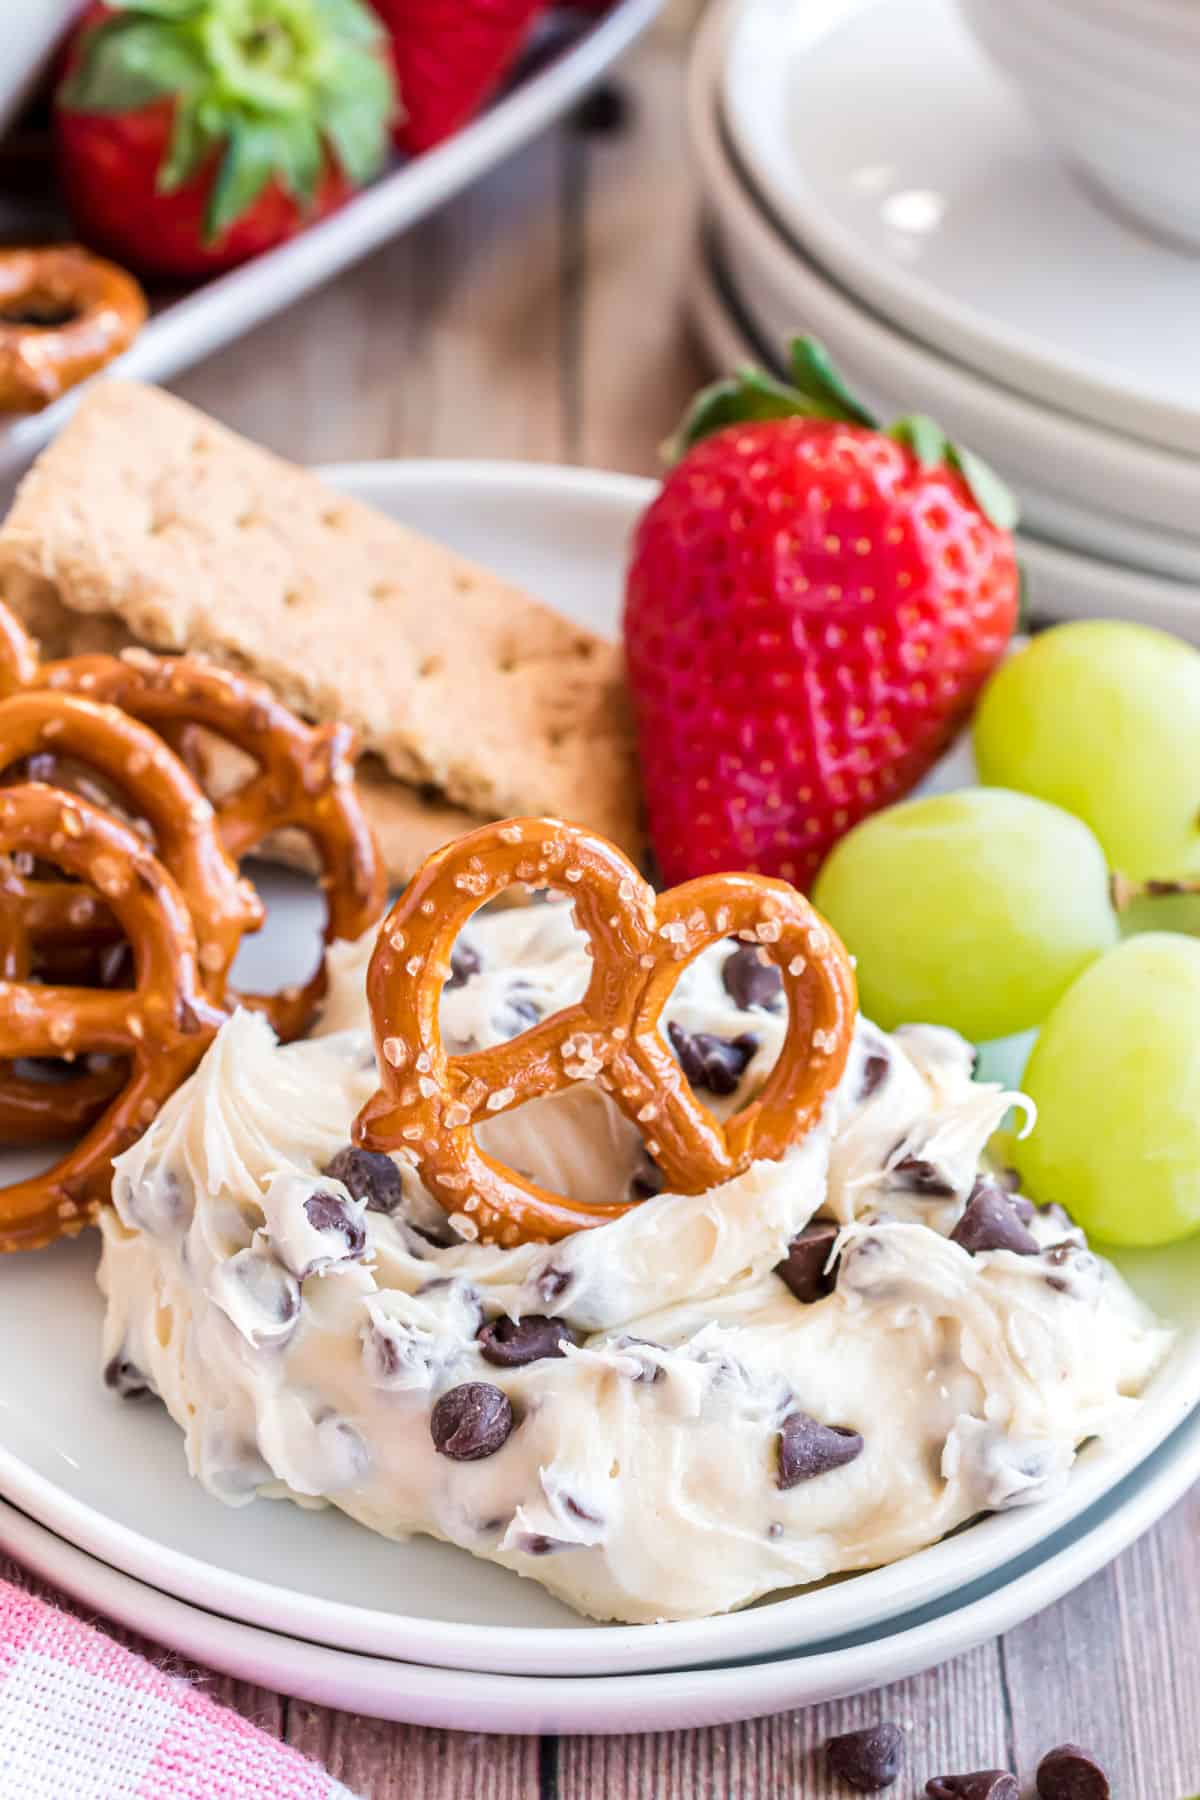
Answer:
[
  {"left": 573, "top": 17, "right": 708, "bottom": 476},
  {"left": 172, "top": 124, "right": 569, "bottom": 468},
  {"left": 282, "top": 1708, "right": 543, "bottom": 1799},
  {"left": 557, "top": 1639, "right": 1010, "bottom": 1799}
]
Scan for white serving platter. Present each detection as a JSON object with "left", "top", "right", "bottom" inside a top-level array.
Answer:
[
  {"left": 688, "top": 2, "right": 1200, "bottom": 579},
  {"left": 2, "top": 1399, "right": 1197, "bottom": 1732},
  {"left": 722, "top": 0, "right": 1200, "bottom": 456},
  {"left": 0, "top": 0, "right": 663, "bottom": 492},
  {"left": 0, "top": 460, "right": 1198, "bottom": 1683}
]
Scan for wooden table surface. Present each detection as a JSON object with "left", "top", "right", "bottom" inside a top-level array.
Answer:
[{"left": 9, "top": 8, "right": 1199, "bottom": 1796}]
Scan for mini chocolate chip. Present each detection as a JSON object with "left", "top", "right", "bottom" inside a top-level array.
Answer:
[
  {"left": 951, "top": 1182, "right": 1039, "bottom": 1257},
  {"left": 775, "top": 1220, "right": 839, "bottom": 1303},
  {"left": 611, "top": 1334, "right": 666, "bottom": 1382},
  {"left": 520, "top": 1534, "right": 563, "bottom": 1555},
  {"left": 477, "top": 1314, "right": 577, "bottom": 1367},
  {"left": 104, "top": 1354, "right": 152, "bottom": 1400},
  {"left": 303, "top": 1190, "right": 367, "bottom": 1259},
  {"left": 538, "top": 1265, "right": 573, "bottom": 1304},
  {"left": 1036, "top": 1743, "right": 1111, "bottom": 1800},
  {"left": 430, "top": 1382, "right": 514, "bottom": 1460},
  {"left": 447, "top": 939, "right": 481, "bottom": 988},
  {"left": 629, "top": 1156, "right": 664, "bottom": 1201},
  {"left": 858, "top": 1052, "right": 890, "bottom": 1102},
  {"left": 925, "top": 1776, "right": 1018, "bottom": 1800},
  {"left": 1036, "top": 1200, "right": 1078, "bottom": 1234},
  {"left": 826, "top": 1722, "right": 904, "bottom": 1791},
  {"left": 667, "top": 1021, "right": 758, "bottom": 1096},
  {"left": 891, "top": 1154, "right": 956, "bottom": 1197},
  {"left": 324, "top": 1145, "right": 403, "bottom": 1214},
  {"left": 721, "top": 940, "right": 783, "bottom": 1011},
  {"left": 505, "top": 987, "right": 542, "bottom": 1028},
  {"left": 777, "top": 1411, "right": 863, "bottom": 1488}
]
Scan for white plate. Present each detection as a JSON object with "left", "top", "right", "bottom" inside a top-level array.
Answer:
[
  {"left": 2, "top": 459, "right": 1200, "bottom": 1679},
  {"left": 0, "top": 0, "right": 663, "bottom": 494},
  {"left": 687, "top": 5, "right": 1200, "bottom": 576},
  {"left": 688, "top": 244, "right": 1200, "bottom": 640},
  {"left": 3, "top": 1401, "right": 1198, "bottom": 1732},
  {"left": 722, "top": 0, "right": 1200, "bottom": 456}
]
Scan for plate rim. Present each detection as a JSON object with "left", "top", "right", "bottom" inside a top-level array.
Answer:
[
  {"left": 2, "top": 1401, "right": 1197, "bottom": 1732},
  {"left": 0, "top": 457, "right": 1196, "bottom": 1679},
  {"left": 721, "top": 0, "right": 1200, "bottom": 455},
  {"left": 690, "top": 1, "right": 1200, "bottom": 547}
]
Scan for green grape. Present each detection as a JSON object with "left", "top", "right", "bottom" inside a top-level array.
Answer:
[
  {"left": 812, "top": 788, "right": 1118, "bottom": 1042},
  {"left": 1014, "top": 933, "right": 1200, "bottom": 1247},
  {"left": 974, "top": 620, "right": 1200, "bottom": 882}
]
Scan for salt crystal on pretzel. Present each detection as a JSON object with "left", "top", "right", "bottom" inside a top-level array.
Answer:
[{"left": 353, "top": 818, "right": 857, "bottom": 1247}]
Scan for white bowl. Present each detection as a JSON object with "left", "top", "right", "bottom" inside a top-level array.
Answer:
[
  {"left": 957, "top": 0, "right": 1200, "bottom": 249},
  {"left": 0, "top": 1, "right": 78, "bottom": 139}
]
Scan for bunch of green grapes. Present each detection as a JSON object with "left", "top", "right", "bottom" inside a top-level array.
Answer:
[{"left": 814, "top": 620, "right": 1200, "bottom": 1246}]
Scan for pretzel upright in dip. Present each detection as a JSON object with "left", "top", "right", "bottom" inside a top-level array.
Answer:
[{"left": 354, "top": 817, "right": 857, "bottom": 1246}]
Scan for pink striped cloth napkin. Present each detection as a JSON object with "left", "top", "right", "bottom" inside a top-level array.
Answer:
[{"left": 0, "top": 1579, "right": 359, "bottom": 1800}]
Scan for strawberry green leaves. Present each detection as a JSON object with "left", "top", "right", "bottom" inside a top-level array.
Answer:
[
  {"left": 670, "top": 335, "right": 1018, "bottom": 533},
  {"left": 59, "top": 0, "right": 394, "bottom": 243}
]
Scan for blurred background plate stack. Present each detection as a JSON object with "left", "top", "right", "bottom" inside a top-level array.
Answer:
[{"left": 686, "top": 0, "right": 1200, "bottom": 634}]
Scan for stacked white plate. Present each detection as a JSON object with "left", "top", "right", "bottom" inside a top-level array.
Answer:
[
  {"left": 2, "top": 461, "right": 1200, "bottom": 1731},
  {"left": 687, "top": 0, "right": 1200, "bottom": 632}
]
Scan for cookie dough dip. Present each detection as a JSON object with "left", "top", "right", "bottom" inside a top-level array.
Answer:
[{"left": 97, "top": 859, "right": 1171, "bottom": 1626}]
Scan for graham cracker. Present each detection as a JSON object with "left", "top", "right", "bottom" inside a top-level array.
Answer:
[{"left": 0, "top": 380, "right": 644, "bottom": 862}]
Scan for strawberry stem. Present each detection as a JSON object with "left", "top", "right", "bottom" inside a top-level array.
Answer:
[{"left": 670, "top": 335, "right": 1019, "bottom": 534}]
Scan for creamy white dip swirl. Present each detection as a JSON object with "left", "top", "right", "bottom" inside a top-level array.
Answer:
[{"left": 97, "top": 904, "right": 1171, "bottom": 1624}]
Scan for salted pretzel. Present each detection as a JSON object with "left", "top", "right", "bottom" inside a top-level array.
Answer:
[
  {"left": 0, "top": 608, "right": 385, "bottom": 1041},
  {"left": 0, "top": 785, "right": 226, "bottom": 1253},
  {"left": 353, "top": 818, "right": 857, "bottom": 1247},
  {"left": 0, "top": 247, "right": 147, "bottom": 414},
  {"left": 0, "top": 690, "right": 263, "bottom": 1143}
]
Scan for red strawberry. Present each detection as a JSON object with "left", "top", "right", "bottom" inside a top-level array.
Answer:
[
  {"left": 374, "top": 0, "right": 549, "bottom": 154},
  {"left": 624, "top": 339, "right": 1020, "bottom": 888},
  {"left": 55, "top": 0, "right": 396, "bottom": 280}
]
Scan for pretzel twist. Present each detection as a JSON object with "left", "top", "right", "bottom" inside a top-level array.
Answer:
[
  {"left": 0, "top": 691, "right": 264, "bottom": 1142},
  {"left": 0, "top": 786, "right": 226, "bottom": 1252},
  {"left": 354, "top": 819, "right": 857, "bottom": 1247},
  {"left": 0, "top": 613, "right": 385, "bottom": 1041},
  {"left": 0, "top": 247, "right": 147, "bottom": 414}
]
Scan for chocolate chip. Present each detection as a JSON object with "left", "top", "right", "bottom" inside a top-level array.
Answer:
[
  {"left": 629, "top": 1156, "right": 664, "bottom": 1201},
  {"left": 1036, "top": 1200, "right": 1078, "bottom": 1235},
  {"left": 324, "top": 1145, "right": 403, "bottom": 1215},
  {"left": 667, "top": 1022, "right": 758, "bottom": 1096},
  {"left": 477, "top": 1314, "right": 577, "bottom": 1367},
  {"left": 430, "top": 1382, "right": 514, "bottom": 1460},
  {"left": 721, "top": 941, "right": 783, "bottom": 1011},
  {"left": 303, "top": 1191, "right": 367, "bottom": 1259},
  {"left": 1036, "top": 1744, "right": 1111, "bottom": 1800},
  {"left": 611, "top": 1334, "right": 666, "bottom": 1382},
  {"left": 950, "top": 1181, "right": 1039, "bottom": 1257},
  {"left": 1010, "top": 1192, "right": 1036, "bottom": 1224},
  {"left": 447, "top": 939, "right": 481, "bottom": 988},
  {"left": 224, "top": 1248, "right": 301, "bottom": 1335},
  {"left": 504, "top": 985, "right": 542, "bottom": 1028},
  {"left": 104, "top": 1354, "right": 152, "bottom": 1400},
  {"left": 538, "top": 1265, "right": 573, "bottom": 1305},
  {"left": 925, "top": 1777, "right": 1018, "bottom": 1800},
  {"left": 519, "top": 1534, "right": 563, "bottom": 1555},
  {"left": 775, "top": 1220, "right": 839, "bottom": 1303},
  {"left": 891, "top": 1154, "right": 956, "bottom": 1197},
  {"left": 564, "top": 1495, "right": 601, "bottom": 1523},
  {"left": 826, "top": 1722, "right": 904, "bottom": 1790},
  {"left": 858, "top": 1052, "right": 890, "bottom": 1102},
  {"left": 777, "top": 1411, "right": 863, "bottom": 1488}
]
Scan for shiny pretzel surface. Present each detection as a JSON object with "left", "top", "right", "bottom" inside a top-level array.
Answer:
[
  {"left": 0, "top": 608, "right": 385, "bottom": 1041},
  {"left": 0, "top": 786, "right": 226, "bottom": 1253},
  {"left": 353, "top": 818, "right": 857, "bottom": 1246}
]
